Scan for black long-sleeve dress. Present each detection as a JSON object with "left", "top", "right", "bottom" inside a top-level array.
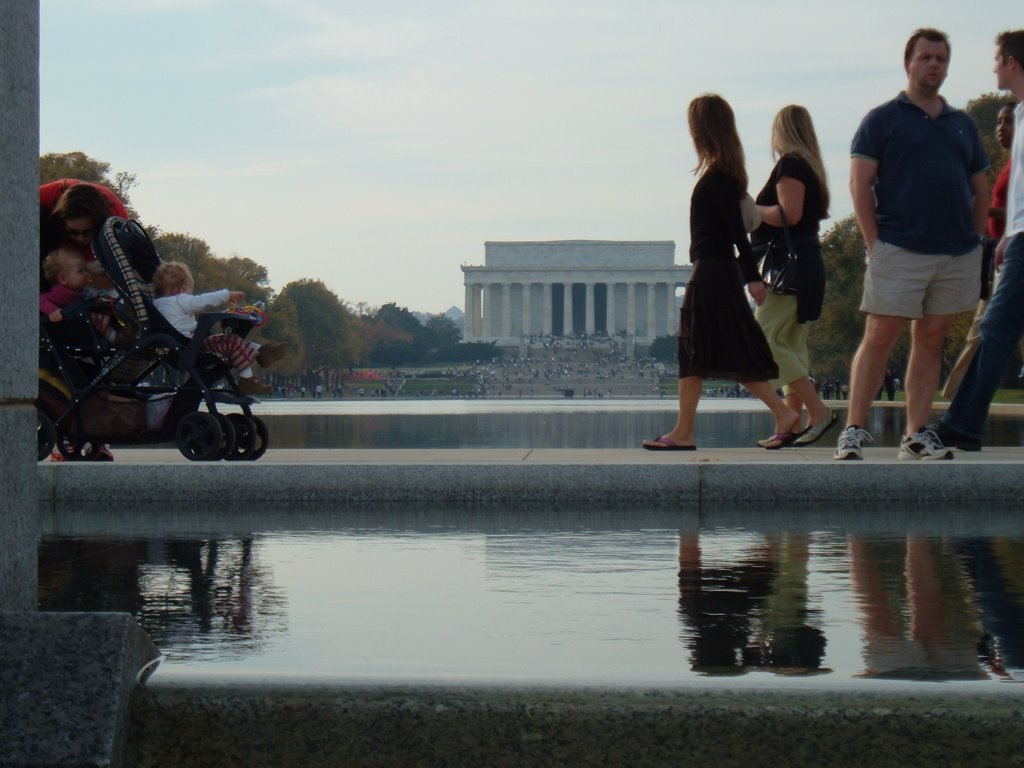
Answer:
[{"left": 678, "top": 169, "right": 779, "bottom": 382}]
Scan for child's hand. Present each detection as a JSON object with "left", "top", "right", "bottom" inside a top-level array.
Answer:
[
  {"left": 49, "top": 309, "right": 63, "bottom": 322},
  {"left": 228, "top": 291, "right": 246, "bottom": 304}
]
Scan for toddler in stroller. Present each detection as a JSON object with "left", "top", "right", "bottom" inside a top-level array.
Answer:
[
  {"left": 152, "top": 261, "right": 288, "bottom": 396},
  {"left": 39, "top": 247, "right": 92, "bottom": 322}
]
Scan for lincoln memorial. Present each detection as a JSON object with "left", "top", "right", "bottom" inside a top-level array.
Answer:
[{"left": 461, "top": 240, "right": 692, "bottom": 344}]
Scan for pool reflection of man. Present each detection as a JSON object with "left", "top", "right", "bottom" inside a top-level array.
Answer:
[{"left": 849, "top": 536, "right": 987, "bottom": 680}]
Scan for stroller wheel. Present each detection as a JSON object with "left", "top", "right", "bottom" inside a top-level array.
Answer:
[
  {"left": 37, "top": 412, "right": 57, "bottom": 462},
  {"left": 224, "top": 413, "right": 257, "bottom": 461},
  {"left": 214, "top": 413, "right": 237, "bottom": 460},
  {"left": 176, "top": 412, "right": 223, "bottom": 462},
  {"left": 249, "top": 415, "right": 269, "bottom": 461}
]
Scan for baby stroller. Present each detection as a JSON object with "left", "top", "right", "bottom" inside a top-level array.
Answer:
[{"left": 36, "top": 217, "right": 271, "bottom": 462}]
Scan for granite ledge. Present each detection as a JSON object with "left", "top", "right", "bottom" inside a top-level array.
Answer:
[{"left": 129, "top": 681, "right": 1024, "bottom": 768}]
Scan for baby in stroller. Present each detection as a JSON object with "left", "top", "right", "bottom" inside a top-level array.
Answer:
[
  {"left": 39, "top": 247, "right": 92, "bottom": 322},
  {"left": 151, "top": 261, "right": 288, "bottom": 396}
]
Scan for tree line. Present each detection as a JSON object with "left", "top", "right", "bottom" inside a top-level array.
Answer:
[{"left": 43, "top": 91, "right": 1012, "bottom": 384}]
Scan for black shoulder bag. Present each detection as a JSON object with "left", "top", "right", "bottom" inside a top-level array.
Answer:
[{"left": 752, "top": 207, "right": 799, "bottom": 295}]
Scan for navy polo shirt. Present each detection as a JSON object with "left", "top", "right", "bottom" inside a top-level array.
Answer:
[{"left": 851, "top": 92, "right": 989, "bottom": 255}]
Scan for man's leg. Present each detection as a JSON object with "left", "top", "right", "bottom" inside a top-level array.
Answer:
[
  {"left": 943, "top": 236, "right": 1024, "bottom": 439},
  {"left": 904, "top": 314, "right": 953, "bottom": 435},
  {"left": 941, "top": 300, "right": 985, "bottom": 398},
  {"left": 844, "top": 314, "right": 906, "bottom": 428}
]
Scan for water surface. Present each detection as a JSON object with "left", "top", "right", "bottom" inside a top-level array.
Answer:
[
  {"left": 38, "top": 511, "right": 1024, "bottom": 688},
  {"left": 238, "top": 399, "right": 1024, "bottom": 449}
]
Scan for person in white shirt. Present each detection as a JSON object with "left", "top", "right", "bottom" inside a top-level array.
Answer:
[
  {"left": 936, "top": 30, "right": 1024, "bottom": 449},
  {"left": 152, "top": 261, "right": 287, "bottom": 396}
]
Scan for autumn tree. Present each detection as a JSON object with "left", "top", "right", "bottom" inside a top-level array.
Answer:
[{"left": 276, "top": 279, "right": 361, "bottom": 370}]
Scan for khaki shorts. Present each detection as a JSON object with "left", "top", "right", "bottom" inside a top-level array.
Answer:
[{"left": 861, "top": 240, "right": 982, "bottom": 318}]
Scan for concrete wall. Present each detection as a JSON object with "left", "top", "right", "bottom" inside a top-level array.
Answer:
[{"left": 0, "top": 0, "right": 39, "bottom": 612}]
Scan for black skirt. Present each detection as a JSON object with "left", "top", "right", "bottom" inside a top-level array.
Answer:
[{"left": 677, "top": 258, "right": 779, "bottom": 382}]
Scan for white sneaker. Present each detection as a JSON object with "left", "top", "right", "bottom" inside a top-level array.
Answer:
[
  {"left": 898, "top": 428, "right": 953, "bottom": 460},
  {"left": 834, "top": 426, "right": 872, "bottom": 461}
]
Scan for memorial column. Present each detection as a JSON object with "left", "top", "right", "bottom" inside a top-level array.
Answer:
[
  {"left": 626, "top": 282, "right": 637, "bottom": 336},
  {"left": 501, "top": 280, "right": 512, "bottom": 340},
  {"left": 646, "top": 282, "right": 657, "bottom": 339},
  {"left": 606, "top": 282, "right": 616, "bottom": 336},
  {"left": 463, "top": 283, "right": 475, "bottom": 340},
  {"left": 562, "top": 281, "right": 573, "bottom": 337},
  {"left": 522, "top": 282, "right": 532, "bottom": 337},
  {"left": 585, "top": 282, "right": 595, "bottom": 335},
  {"left": 542, "top": 282, "right": 553, "bottom": 335}
]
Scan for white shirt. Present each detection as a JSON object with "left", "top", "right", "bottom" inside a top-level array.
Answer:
[
  {"left": 1006, "top": 103, "right": 1024, "bottom": 239},
  {"left": 153, "top": 289, "right": 230, "bottom": 337}
]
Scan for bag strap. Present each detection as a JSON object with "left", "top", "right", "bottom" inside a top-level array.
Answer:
[{"left": 778, "top": 206, "right": 798, "bottom": 259}]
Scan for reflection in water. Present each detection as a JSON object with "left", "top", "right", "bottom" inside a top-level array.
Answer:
[
  {"left": 38, "top": 537, "right": 287, "bottom": 660},
  {"left": 850, "top": 537, "right": 986, "bottom": 680},
  {"left": 957, "top": 538, "right": 1024, "bottom": 680},
  {"left": 36, "top": 524, "right": 1024, "bottom": 684},
  {"left": 678, "top": 533, "right": 828, "bottom": 676}
]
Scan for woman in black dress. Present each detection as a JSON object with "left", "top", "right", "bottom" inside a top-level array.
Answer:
[{"left": 643, "top": 94, "right": 798, "bottom": 451}]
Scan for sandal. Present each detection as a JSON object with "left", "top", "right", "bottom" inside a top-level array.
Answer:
[
  {"left": 642, "top": 436, "right": 697, "bottom": 451},
  {"left": 758, "top": 431, "right": 800, "bottom": 450},
  {"left": 792, "top": 409, "right": 838, "bottom": 447}
]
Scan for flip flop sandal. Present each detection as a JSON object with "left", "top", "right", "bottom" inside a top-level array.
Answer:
[{"left": 642, "top": 436, "right": 697, "bottom": 451}]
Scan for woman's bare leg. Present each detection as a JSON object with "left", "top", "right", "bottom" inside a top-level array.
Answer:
[{"left": 743, "top": 380, "right": 800, "bottom": 435}]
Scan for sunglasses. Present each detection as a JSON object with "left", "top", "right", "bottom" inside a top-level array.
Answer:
[{"left": 65, "top": 226, "right": 95, "bottom": 238}]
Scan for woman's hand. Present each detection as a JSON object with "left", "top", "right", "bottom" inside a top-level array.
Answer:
[
  {"left": 228, "top": 290, "right": 246, "bottom": 304},
  {"left": 747, "top": 280, "right": 767, "bottom": 306}
]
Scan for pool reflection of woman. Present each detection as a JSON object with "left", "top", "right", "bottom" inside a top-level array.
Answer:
[
  {"left": 678, "top": 532, "right": 827, "bottom": 675},
  {"left": 643, "top": 94, "right": 798, "bottom": 451}
]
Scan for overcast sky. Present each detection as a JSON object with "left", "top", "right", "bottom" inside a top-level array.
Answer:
[{"left": 41, "top": 0, "right": 1012, "bottom": 314}]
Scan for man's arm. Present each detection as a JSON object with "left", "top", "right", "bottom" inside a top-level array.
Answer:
[
  {"left": 850, "top": 156, "right": 879, "bottom": 251},
  {"left": 970, "top": 170, "right": 991, "bottom": 238}
]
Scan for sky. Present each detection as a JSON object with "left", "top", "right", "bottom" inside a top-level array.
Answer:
[{"left": 40, "top": 0, "right": 1012, "bottom": 315}]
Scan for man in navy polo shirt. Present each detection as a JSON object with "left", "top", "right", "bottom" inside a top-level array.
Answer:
[{"left": 835, "top": 27, "right": 990, "bottom": 461}]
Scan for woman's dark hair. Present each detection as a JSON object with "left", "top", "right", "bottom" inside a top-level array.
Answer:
[
  {"left": 50, "top": 183, "right": 113, "bottom": 226},
  {"left": 688, "top": 94, "right": 747, "bottom": 193}
]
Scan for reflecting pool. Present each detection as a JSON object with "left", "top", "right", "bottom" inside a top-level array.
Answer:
[
  {"left": 240, "top": 400, "right": 1024, "bottom": 449},
  {"left": 38, "top": 510, "right": 1024, "bottom": 688}
]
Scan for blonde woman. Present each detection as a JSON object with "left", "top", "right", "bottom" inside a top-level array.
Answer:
[
  {"left": 643, "top": 94, "right": 798, "bottom": 451},
  {"left": 752, "top": 105, "right": 834, "bottom": 448}
]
